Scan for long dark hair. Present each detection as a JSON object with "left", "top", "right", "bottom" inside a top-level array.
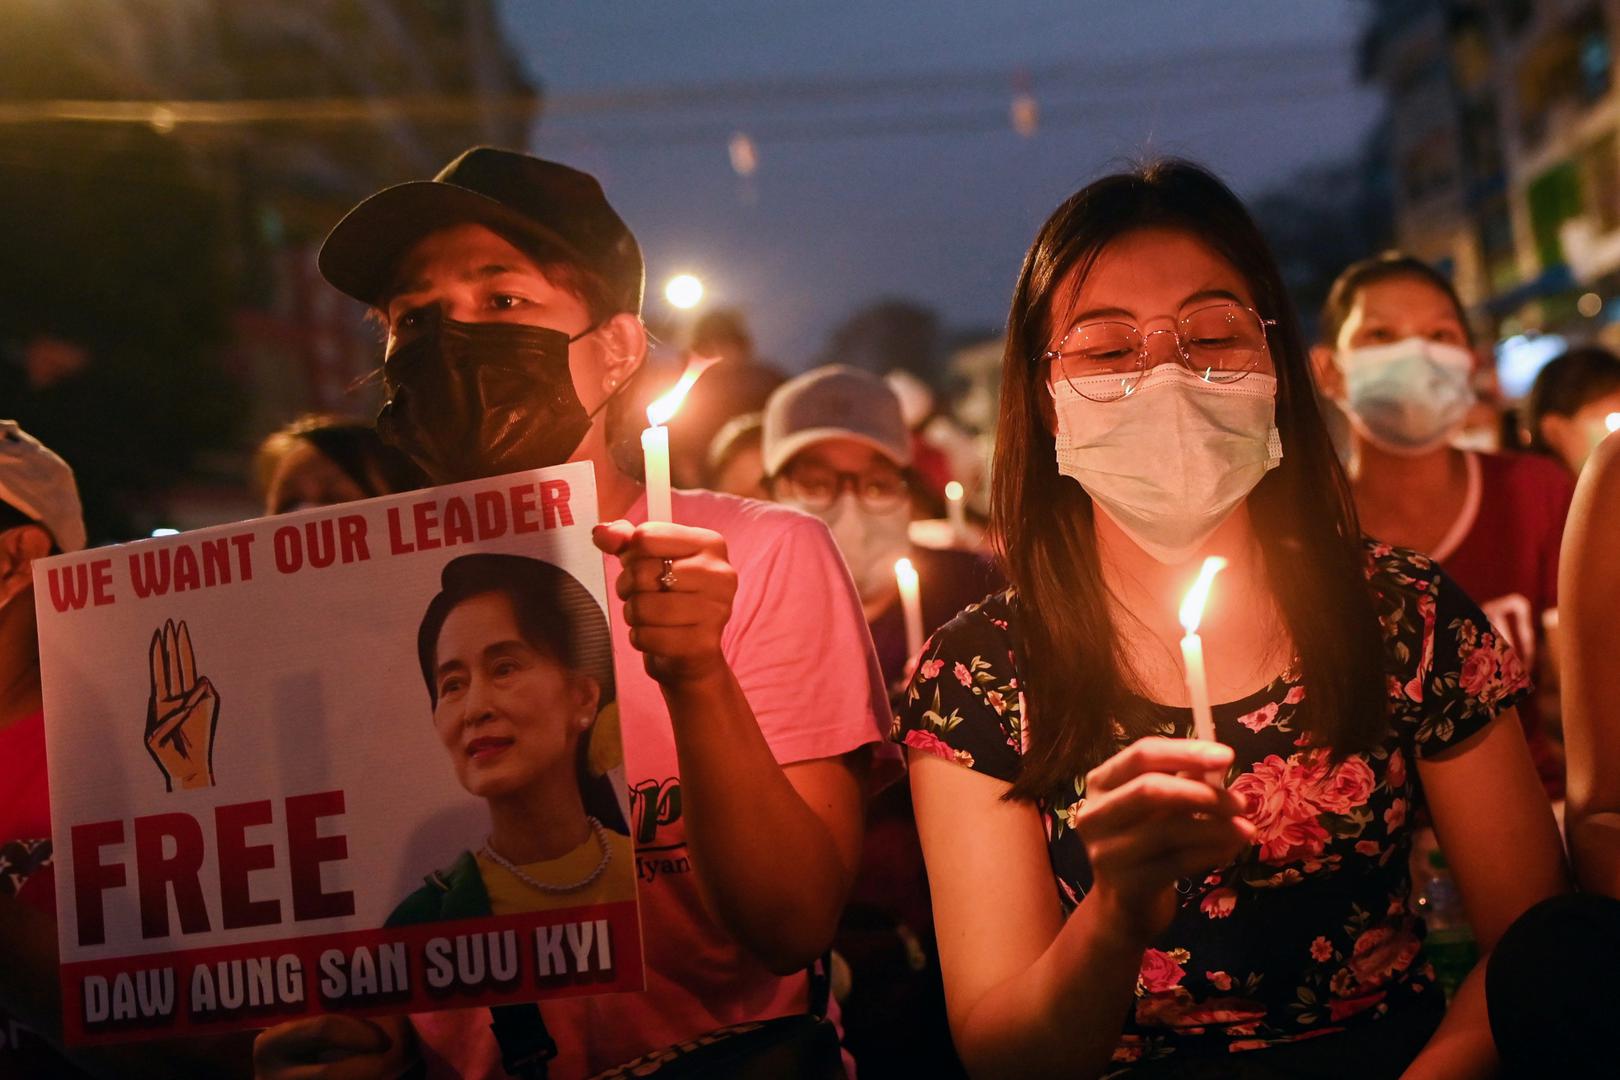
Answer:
[
  {"left": 417, "top": 553, "right": 626, "bottom": 833},
  {"left": 255, "top": 414, "right": 426, "bottom": 506},
  {"left": 992, "top": 160, "right": 1387, "bottom": 800},
  {"left": 416, "top": 554, "right": 615, "bottom": 709}
]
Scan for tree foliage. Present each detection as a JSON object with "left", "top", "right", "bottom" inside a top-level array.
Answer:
[{"left": 0, "top": 127, "right": 241, "bottom": 540}]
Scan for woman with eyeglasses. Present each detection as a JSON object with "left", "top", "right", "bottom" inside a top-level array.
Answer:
[
  {"left": 1309, "top": 254, "right": 1575, "bottom": 801},
  {"left": 894, "top": 161, "right": 1565, "bottom": 1078},
  {"left": 763, "top": 365, "right": 999, "bottom": 695},
  {"left": 761, "top": 365, "right": 996, "bottom": 1077}
]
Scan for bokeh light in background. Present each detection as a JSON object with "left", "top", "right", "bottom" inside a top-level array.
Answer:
[
  {"left": 664, "top": 274, "right": 706, "bottom": 310},
  {"left": 1496, "top": 333, "right": 1571, "bottom": 400}
]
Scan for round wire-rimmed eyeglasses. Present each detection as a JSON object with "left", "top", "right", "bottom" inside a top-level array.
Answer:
[{"left": 1041, "top": 302, "right": 1279, "bottom": 403}]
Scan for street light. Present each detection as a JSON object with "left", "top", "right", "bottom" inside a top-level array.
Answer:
[{"left": 664, "top": 273, "right": 704, "bottom": 309}]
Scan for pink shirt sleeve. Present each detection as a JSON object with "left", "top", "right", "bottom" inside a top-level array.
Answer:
[{"left": 720, "top": 512, "right": 893, "bottom": 766}]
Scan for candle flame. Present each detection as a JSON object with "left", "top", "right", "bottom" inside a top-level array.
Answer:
[
  {"left": 1178, "top": 556, "right": 1228, "bottom": 635},
  {"left": 646, "top": 358, "right": 718, "bottom": 426},
  {"left": 893, "top": 556, "right": 918, "bottom": 587},
  {"left": 945, "top": 480, "right": 964, "bottom": 501}
]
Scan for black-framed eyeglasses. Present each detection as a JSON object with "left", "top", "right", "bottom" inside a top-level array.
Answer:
[
  {"left": 1041, "top": 302, "right": 1278, "bottom": 403},
  {"left": 774, "top": 463, "right": 909, "bottom": 513}
]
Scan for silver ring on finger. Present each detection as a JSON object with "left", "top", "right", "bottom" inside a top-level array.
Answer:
[{"left": 657, "top": 558, "right": 677, "bottom": 592}]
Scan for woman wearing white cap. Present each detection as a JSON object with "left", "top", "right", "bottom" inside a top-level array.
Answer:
[
  {"left": 763, "top": 365, "right": 998, "bottom": 692},
  {"left": 762, "top": 367, "right": 996, "bottom": 1076}
]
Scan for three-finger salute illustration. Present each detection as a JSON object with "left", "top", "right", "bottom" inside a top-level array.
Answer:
[{"left": 143, "top": 619, "right": 220, "bottom": 791}]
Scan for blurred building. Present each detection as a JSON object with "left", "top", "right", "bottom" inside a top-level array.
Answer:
[
  {"left": 1, "top": 1, "right": 537, "bottom": 531},
  {"left": 1362, "top": 0, "right": 1620, "bottom": 342}
]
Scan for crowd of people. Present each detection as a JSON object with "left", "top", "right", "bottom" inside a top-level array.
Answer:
[{"left": 2, "top": 144, "right": 1620, "bottom": 1079}]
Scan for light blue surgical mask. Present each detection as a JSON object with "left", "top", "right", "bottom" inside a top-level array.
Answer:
[
  {"left": 1339, "top": 337, "right": 1475, "bottom": 455},
  {"left": 1052, "top": 366, "right": 1282, "bottom": 564}
]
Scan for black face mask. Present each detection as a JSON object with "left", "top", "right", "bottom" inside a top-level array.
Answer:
[{"left": 378, "top": 311, "right": 604, "bottom": 484}]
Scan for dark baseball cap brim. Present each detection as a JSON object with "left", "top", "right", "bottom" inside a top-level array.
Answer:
[{"left": 317, "top": 180, "right": 587, "bottom": 310}]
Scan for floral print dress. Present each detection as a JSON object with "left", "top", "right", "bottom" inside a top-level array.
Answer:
[{"left": 893, "top": 543, "right": 1528, "bottom": 1072}]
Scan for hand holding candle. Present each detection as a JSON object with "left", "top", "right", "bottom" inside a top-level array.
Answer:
[
  {"left": 593, "top": 519, "right": 737, "bottom": 686},
  {"left": 1178, "top": 556, "right": 1228, "bottom": 786}
]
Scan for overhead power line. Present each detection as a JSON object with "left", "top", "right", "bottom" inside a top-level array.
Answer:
[
  {"left": 0, "top": 37, "right": 1360, "bottom": 128},
  {"left": 541, "top": 38, "right": 1355, "bottom": 115},
  {"left": 537, "top": 79, "right": 1366, "bottom": 149}
]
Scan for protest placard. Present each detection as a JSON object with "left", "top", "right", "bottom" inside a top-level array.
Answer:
[{"left": 34, "top": 462, "right": 643, "bottom": 1044}]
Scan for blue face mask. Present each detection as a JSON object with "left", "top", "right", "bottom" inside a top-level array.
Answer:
[{"left": 1339, "top": 337, "right": 1476, "bottom": 455}]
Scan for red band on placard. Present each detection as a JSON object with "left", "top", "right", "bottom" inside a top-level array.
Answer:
[{"left": 60, "top": 900, "right": 643, "bottom": 1045}]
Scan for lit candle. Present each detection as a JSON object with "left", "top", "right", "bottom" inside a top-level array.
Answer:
[
  {"left": 895, "top": 557, "right": 924, "bottom": 664},
  {"left": 945, "top": 480, "right": 968, "bottom": 544},
  {"left": 641, "top": 424, "right": 672, "bottom": 523},
  {"left": 1178, "top": 556, "right": 1228, "bottom": 786},
  {"left": 641, "top": 361, "right": 714, "bottom": 523}
]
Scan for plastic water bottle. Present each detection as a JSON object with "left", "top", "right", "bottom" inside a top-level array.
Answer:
[{"left": 1415, "top": 849, "right": 1477, "bottom": 999}]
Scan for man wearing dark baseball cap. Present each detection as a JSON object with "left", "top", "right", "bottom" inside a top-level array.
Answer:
[
  {"left": 317, "top": 146, "right": 648, "bottom": 489},
  {"left": 319, "top": 147, "right": 645, "bottom": 318},
  {"left": 255, "top": 149, "right": 892, "bottom": 1080}
]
